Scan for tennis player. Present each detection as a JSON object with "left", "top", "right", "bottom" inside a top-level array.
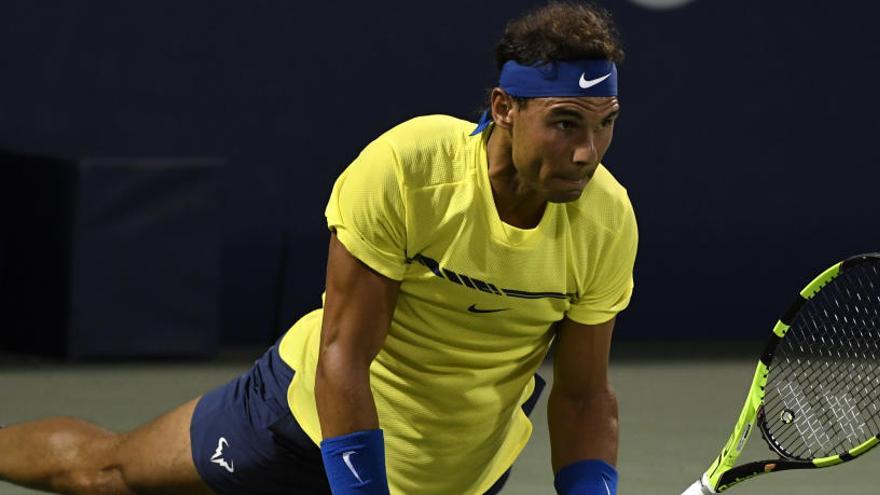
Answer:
[{"left": 0, "top": 2, "right": 636, "bottom": 494}]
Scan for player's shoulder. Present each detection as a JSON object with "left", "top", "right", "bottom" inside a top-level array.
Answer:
[
  {"left": 568, "top": 164, "right": 635, "bottom": 234},
  {"left": 382, "top": 114, "right": 474, "bottom": 143},
  {"left": 376, "top": 115, "right": 478, "bottom": 187}
]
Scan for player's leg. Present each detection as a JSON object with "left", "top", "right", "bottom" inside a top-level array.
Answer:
[
  {"left": 0, "top": 337, "right": 333, "bottom": 495},
  {"left": 0, "top": 398, "right": 212, "bottom": 495},
  {"left": 115, "top": 397, "right": 215, "bottom": 494},
  {"left": 188, "top": 342, "right": 332, "bottom": 494},
  {"left": 0, "top": 416, "right": 131, "bottom": 493}
]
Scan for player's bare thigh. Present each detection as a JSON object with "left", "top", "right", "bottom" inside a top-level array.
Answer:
[{"left": 113, "top": 397, "right": 214, "bottom": 495}]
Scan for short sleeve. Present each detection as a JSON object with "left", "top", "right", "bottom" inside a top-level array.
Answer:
[
  {"left": 325, "top": 137, "right": 407, "bottom": 281},
  {"left": 566, "top": 201, "right": 638, "bottom": 325}
]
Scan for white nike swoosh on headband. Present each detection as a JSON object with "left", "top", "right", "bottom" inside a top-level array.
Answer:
[
  {"left": 579, "top": 72, "right": 612, "bottom": 89},
  {"left": 603, "top": 479, "right": 611, "bottom": 495}
]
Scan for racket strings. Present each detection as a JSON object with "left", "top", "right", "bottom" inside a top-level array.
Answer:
[{"left": 762, "top": 260, "right": 880, "bottom": 460}]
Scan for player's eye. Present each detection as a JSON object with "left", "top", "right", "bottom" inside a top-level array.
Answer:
[
  {"left": 555, "top": 120, "right": 577, "bottom": 130},
  {"left": 600, "top": 117, "right": 616, "bottom": 128}
]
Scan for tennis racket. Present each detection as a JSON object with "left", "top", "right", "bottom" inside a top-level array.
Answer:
[{"left": 682, "top": 252, "right": 880, "bottom": 494}]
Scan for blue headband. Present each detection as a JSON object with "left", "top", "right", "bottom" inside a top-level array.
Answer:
[{"left": 471, "top": 59, "right": 618, "bottom": 135}]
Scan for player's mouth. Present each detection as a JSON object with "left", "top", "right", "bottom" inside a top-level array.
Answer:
[{"left": 553, "top": 175, "right": 588, "bottom": 188}]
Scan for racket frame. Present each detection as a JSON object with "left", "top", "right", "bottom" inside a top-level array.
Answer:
[{"left": 698, "top": 254, "right": 880, "bottom": 492}]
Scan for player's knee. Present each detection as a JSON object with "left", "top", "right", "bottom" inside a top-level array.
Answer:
[
  {"left": 43, "top": 416, "right": 116, "bottom": 452},
  {"left": 51, "top": 433, "right": 131, "bottom": 495},
  {"left": 62, "top": 467, "right": 128, "bottom": 495}
]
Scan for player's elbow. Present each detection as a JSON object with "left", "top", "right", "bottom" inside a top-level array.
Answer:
[
  {"left": 550, "top": 383, "right": 619, "bottom": 421},
  {"left": 316, "top": 339, "right": 371, "bottom": 382}
]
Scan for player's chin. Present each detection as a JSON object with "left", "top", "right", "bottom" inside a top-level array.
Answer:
[{"left": 545, "top": 179, "right": 589, "bottom": 203}]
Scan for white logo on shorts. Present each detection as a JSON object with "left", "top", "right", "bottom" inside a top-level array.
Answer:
[{"left": 211, "top": 437, "right": 235, "bottom": 473}]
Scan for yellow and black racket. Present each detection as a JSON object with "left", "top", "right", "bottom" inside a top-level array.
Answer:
[{"left": 682, "top": 253, "right": 880, "bottom": 494}]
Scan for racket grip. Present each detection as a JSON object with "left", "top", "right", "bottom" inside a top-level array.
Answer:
[{"left": 681, "top": 477, "right": 715, "bottom": 495}]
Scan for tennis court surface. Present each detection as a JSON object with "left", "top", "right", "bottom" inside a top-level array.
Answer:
[{"left": 1, "top": 342, "right": 876, "bottom": 494}]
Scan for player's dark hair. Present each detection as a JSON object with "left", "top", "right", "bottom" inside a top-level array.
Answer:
[
  {"left": 486, "top": 1, "right": 625, "bottom": 110},
  {"left": 496, "top": 1, "right": 625, "bottom": 70}
]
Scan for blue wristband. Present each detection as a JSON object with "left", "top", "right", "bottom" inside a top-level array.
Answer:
[
  {"left": 554, "top": 459, "right": 618, "bottom": 495},
  {"left": 320, "top": 429, "right": 390, "bottom": 494}
]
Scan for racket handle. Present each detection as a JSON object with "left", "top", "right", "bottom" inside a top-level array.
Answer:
[{"left": 681, "top": 477, "right": 715, "bottom": 495}]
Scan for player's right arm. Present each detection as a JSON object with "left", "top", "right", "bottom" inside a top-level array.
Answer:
[
  {"left": 314, "top": 233, "right": 400, "bottom": 494},
  {"left": 315, "top": 232, "right": 400, "bottom": 437},
  {"left": 317, "top": 131, "right": 407, "bottom": 493}
]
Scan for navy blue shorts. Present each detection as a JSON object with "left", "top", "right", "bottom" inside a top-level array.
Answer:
[{"left": 190, "top": 343, "right": 546, "bottom": 494}]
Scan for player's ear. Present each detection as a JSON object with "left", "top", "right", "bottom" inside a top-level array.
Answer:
[{"left": 490, "top": 88, "right": 515, "bottom": 130}]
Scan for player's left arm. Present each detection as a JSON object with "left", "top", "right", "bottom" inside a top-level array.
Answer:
[{"left": 548, "top": 315, "right": 619, "bottom": 491}]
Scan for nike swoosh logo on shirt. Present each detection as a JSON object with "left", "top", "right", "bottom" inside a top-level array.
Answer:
[
  {"left": 579, "top": 72, "right": 612, "bottom": 89},
  {"left": 603, "top": 479, "right": 611, "bottom": 495},
  {"left": 467, "top": 304, "right": 510, "bottom": 314}
]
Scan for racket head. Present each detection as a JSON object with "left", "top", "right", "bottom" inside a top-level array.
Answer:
[
  {"left": 758, "top": 253, "right": 880, "bottom": 464},
  {"left": 697, "top": 253, "right": 880, "bottom": 493}
]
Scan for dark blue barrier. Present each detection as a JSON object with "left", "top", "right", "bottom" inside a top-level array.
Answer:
[
  {"left": 0, "top": 1, "right": 876, "bottom": 344},
  {"left": 0, "top": 153, "right": 222, "bottom": 358}
]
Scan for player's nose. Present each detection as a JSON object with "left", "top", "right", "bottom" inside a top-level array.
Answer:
[{"left": 572, "top": 133, "right": 597, "bottom": 165}]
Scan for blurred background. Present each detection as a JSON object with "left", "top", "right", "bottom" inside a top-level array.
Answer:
[
  {"left": 1, "top": 1, "right": 879, "bottom": 494},
  {"left": 1, "top": 0, "right": 878, "bottom": 358}
]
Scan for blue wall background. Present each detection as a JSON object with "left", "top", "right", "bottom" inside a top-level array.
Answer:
[{"left": 1, "top": 0, "right": 877, "bottom": 347}]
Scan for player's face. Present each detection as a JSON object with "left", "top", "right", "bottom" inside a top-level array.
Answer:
[{"left": 509, "top": 95, "right": 619, "bottom": 203}]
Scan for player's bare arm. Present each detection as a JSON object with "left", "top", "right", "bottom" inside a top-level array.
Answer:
[
  {"left": 315, "top": 233, "right": 400, "bottom": 438},
  {"left": 548, "top": 317, "right": 619, "bottom": 471},
  {"left": 0, "top": 4, "right": 636, "bottom": 494}
]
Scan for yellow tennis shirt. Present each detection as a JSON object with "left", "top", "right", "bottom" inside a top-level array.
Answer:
[{"left": 279, "top": 115, "right": 638, "bottom": 494}]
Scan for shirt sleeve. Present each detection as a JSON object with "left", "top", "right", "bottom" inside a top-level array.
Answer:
[
  {"left": 325, "top": 137, "right": 408, "bottom": 281},
  {"left": 566, "top": 200, "right": 638, "bottom": 325}
]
